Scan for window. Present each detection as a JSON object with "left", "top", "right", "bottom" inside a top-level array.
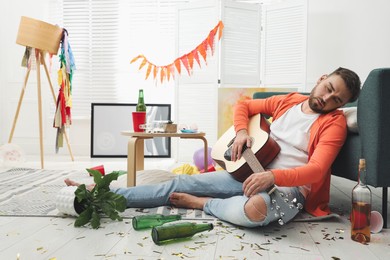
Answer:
[{"left": 51, "top": 0, "right": 184, "bottom": 118}]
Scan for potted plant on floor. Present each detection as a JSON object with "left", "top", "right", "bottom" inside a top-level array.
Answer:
[{"left": 56, "top": 169, "right": 127, "bottom": 229}]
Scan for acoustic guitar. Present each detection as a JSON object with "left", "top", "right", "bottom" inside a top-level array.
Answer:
[
  {"left": 211, "top": 113, "right": 280, "bottom": 182},
  {"left": 211, "top": 113, "right": 302, "bottom": 224}
]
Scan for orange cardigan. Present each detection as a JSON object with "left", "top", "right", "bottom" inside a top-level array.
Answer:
[{"left": 234, "top": 93, "right": 347, "bottom": 216}]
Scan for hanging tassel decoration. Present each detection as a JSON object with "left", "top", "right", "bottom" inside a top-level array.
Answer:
[{"left": 53, "top": 29, "right": 76, "bottom": 153}]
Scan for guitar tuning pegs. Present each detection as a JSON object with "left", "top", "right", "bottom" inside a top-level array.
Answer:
[
  {"left": 284, "top": 198, "right": 289, "bottom": 203},
  {"left": 292, "top": 198, "right": 297, "bottom": 204},
  {"left": 274, "top": 213, "right": 279, "bottom": 218},
  {"left": 279, "top": 192, "right": 285, "bottom": 197},
  {"left": 278, "top": 219, "right": 284, "bottom": 225},
  {"left": 280, "top": 212, "right": 285, "bottom": 217},
  {"left": 297, "top": 203, "right": 303, "bottom": 210},
  {"left": 271, "top": 199, "right": 276, "bottom": 204}
]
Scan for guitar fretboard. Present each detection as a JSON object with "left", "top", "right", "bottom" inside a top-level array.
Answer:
[{"left": 242, "top": 148, "right": 276, "bottom": 195}]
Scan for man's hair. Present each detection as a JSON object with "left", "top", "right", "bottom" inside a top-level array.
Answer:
[{"left": 329, "top": 67, "right": 361, "bottom": 102}]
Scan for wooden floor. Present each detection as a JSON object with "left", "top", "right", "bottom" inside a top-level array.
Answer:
[{"left": 0, "top": 156, "right": 389, "bottom": 260}]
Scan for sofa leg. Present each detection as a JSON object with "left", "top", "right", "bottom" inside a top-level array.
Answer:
[{"left": 383, "top": 187, "right": 388, "bottom": 229}]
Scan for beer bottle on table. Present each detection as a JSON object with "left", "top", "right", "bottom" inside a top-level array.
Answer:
[
  {"left": 151, "top": 222, "right": 214, "bottom": 245},
  {"left": 132, "top": 214, "right": 181, "bottom": 230},
  {"left": 351, "top": 158, "right": 372, "bottom": 243},
  {"left": 136, "top": 89, "right": 146, "bottom": 112}
]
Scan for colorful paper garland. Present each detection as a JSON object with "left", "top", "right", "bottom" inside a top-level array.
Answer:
[{"left": 130, "top": 21, "right": 224, "bottom": 83}]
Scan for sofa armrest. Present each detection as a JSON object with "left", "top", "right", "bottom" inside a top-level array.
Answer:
[{"left": 358, "top": 68, "right": 390, "bottom": 187}]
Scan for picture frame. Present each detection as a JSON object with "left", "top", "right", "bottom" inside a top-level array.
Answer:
[{"left": 91, "top": 103, "right": 171, "bottom": 158}]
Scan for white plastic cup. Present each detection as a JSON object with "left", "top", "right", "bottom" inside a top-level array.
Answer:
[{"left": 371, "top": 210, "right": 384, "bottom": 233}]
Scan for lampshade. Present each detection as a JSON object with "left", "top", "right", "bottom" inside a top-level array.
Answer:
[{"left": 16, "top": 16, "right": 63, "bottom": 55}]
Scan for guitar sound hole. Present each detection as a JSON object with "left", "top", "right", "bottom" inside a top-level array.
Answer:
[{"left": 224, "top": 144, "right": 248, "bottom": 161}]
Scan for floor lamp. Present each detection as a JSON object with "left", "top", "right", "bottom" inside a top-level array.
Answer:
[{"left": 8, "top": 16, "right": 74, "bottom": 168}]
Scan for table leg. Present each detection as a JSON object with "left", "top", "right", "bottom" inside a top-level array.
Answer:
[
  {"left": 127, "top": 137, "right": 145, "bottom": 187},
  {"left": 181, "top": 136, "right": 209, "bottom": 172},
  {"left": 200, "top": 136, "right": 208, "bottom": 172}
]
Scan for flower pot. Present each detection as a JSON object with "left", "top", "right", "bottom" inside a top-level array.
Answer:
[{"left": 56, "top": 186, "right": 85, "bottom": 216}]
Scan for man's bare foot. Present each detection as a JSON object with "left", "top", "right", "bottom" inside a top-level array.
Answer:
[
  {"left": 64, "top": 178, "right": 81, "bottom": 187},
  {"left": 64, "top": 178, "right": 95, "bottom": 191},
  {"left": 169, "top": 192, "right": 210, "bottom": 210}
]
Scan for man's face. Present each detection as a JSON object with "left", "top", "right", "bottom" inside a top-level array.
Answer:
[{"left": 308, "top": 74, "right": 352, "bottom": 114}]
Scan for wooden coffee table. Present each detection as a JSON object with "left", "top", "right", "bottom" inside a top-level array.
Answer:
[{"left": 121, "top": 131, "right": 208, "bottom": 187}]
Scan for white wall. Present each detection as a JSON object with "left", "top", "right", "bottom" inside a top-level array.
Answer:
[
  {"left": 306, "top": 0, "right": 390, "bottom": 89},
  {"left": 1, "top": 0, "right": 390, "bottom": 159}
]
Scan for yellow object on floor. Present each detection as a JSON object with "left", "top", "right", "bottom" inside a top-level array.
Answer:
[{"left": 172, "top": 164, "right": 200, "bottom": 175}]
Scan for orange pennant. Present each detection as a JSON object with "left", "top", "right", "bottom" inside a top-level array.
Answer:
[
  {"left": 192, "top": 49, "right": 201, "bottom": 67},
  {"left": 218, "top": 21, "right": 224, "bottom": 40},
  {"left": 153, "top": 65, "right": 158, "bottom": 79},
  {"left": 180, "top": 55, "right": 191, "bottom": 75},
  {"left": 166, "top": 65, "right": 171, "bottom": 81},
  {"left": 208, "top": 30, "right": 216, "bottom": 54},
  {"left": 160, "top": 67, "right": 165, "bottom": 83},
  {"left": 174, "top": 59, "right": 181, "bottom": 74},
  {"left": 187, "top": 52, "right": 194, "bottom": 70},
  {"left": 130, "top": 55, "right": 143, "bottom": 64},
  {"left": 197, "top": 43, "right": 207, "bottom": 62},
  {"left": 139, "top": 57, "right": 147, "bottom": 70},
  {"left": 145, "top": 63, "right": 152, "bottom": 80}
]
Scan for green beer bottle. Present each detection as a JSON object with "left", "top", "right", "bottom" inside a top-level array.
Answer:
[
  {"left": 136, "top": 89, "right": 146, "bottom": 112},
  {"left": 151, "top": 222, "right": 214, "bottom": 245},
  {"left": 132, "top": 214, "right": 181, "bottom": 230}
]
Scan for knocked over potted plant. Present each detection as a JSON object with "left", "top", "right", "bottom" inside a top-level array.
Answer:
[{"left": 56, "top": 169, "right": 127, "bottom": 229}]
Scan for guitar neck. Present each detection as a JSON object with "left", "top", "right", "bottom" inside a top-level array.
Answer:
[
  {"left": 242, "top": 148, "right": 275, "bottom": 195},
  {"left": 242, "top": 148, "right": 265, "bottom": 172}
]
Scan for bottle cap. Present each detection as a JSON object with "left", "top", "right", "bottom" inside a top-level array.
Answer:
[{"left": 359, "top": 159, "right": 366, "bottom": 168}]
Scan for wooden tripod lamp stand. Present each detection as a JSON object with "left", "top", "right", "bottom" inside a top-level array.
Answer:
[{"left": 8, "top": 16, "right": 74, "bottom": 168}]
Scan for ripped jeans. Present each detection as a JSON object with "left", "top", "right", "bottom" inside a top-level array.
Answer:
[{"left": 111, "top": 170, "right": 305, "bottom": 227}]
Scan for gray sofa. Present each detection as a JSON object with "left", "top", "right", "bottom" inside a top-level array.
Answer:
[{"left": 253, "top": 68, "right": 390, "bottom": 228}]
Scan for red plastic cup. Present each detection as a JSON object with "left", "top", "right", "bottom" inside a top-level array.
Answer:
[
  {"left": 132, "top": 112, "right": 146, "bottom": 132},
  {"left": 89, "top": 165, "right": 105, "bottom": 176}
]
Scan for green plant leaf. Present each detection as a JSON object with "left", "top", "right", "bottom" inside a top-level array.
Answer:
[
  {"left": 75, "top": 184, "right": 91, "bottom": 203},
  {"left": 99, "top": 171, "right": 120, "bottom": 190},
  {"left": 88, "top": 169, "right": 103, "bottom": 186},
  {"left": 74, "top": 207, "right": 93, "bottom": 227},
  {"left": 91, "top": 210, "right": 101, "bottom": 229},
  {"left": 113, "top": 194, "right": 127, "bottom": 212}
]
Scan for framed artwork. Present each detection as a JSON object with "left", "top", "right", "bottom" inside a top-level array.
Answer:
[
  {"left": 91, "top": 103, "right": 171, "bottom": 158},
  {"left": 218, "top": 88, "right": 297, "bottom": 137}
]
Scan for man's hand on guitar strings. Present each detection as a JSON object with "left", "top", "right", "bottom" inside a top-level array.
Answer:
[
  {"left": 243, "top": 171, "right": 275, "bottom": 197},
  {"left": 232, "top": 129, "right": 252, "bottom": 161}
]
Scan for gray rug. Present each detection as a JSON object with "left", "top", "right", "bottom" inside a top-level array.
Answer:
[
  {"left": 0, "top": 168, "right": 340, "bottom": 222},
  {"left": 0, "top": 168, "right": 213, "bottom": 220}
]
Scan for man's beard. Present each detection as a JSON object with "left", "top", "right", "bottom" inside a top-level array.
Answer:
[{"left": 308, "top": 96, "right": 327, "bottom": 114}]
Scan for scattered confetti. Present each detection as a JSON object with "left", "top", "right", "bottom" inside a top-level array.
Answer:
[
  {"left": 76, "top": 236, "right": 86, "bottom": 240},
  {"left": 289, "top": 245, "right": 310, "bottom": 252},
  {"left": 232, "top": 245, "right": 244, "bottom": 251}
]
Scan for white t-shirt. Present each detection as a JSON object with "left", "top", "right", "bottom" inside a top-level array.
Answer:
[{"left": 266, "top": 102, "right": 319, "bottom": 197}]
